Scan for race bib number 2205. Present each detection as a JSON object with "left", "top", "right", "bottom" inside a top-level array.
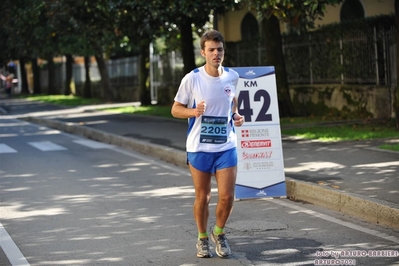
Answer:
[{"left": 200, "top": 116, "right": 228, "bottom": 144}]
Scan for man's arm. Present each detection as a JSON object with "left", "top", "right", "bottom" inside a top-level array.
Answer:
[
  {"left": 231, "top": 97, "right": 244, "bottom": 126},
  {"left": 171, "top": 101, "right": 206, "bottom": 119},
  {"left": 232, "top": 97, "right": 238, "bottom": 114}
]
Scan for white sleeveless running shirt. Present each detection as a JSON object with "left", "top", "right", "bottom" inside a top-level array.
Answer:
[{"left": 174, "top": 66, "right": 239, "bottom": 152}]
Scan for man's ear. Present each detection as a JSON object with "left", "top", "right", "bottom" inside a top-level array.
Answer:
[{"left": 200, "top": 49, "right": 205, "bottom": 57}]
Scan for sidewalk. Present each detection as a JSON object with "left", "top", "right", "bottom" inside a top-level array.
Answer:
[{"left": 1, "top": 98, "right": 398, "bottom": 229}]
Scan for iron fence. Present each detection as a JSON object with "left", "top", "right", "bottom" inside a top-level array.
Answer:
[
  {"left": 226, "top": 27, "right": 396, "bottom": 85},
  {"left": 73, "top": 56, "right": 140, "bottom": 87},
  {"left": 227, "top": 26, "right": 396, "bottom": 87}
]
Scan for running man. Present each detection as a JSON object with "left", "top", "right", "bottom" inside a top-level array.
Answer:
[{"left": 171, "top": 29, "right": 244, "bottom": 258}]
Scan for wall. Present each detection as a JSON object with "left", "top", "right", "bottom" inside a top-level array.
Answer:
[
  {"left": 217, "top": 8, "right": 258, "bottom": 42},
  {"left": 319, "top": 0, "right": 395, "bottom": 26},
  {"left": 290, "top": 84, "right": 393, "bottom": 119},
  {"left": 218, "top": 0, "right": 395, "bottom": 42}
]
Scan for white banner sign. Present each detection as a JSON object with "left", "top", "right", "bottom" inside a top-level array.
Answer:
[{"left": 233, "top": 66, "right": 286, "bottom": 199}]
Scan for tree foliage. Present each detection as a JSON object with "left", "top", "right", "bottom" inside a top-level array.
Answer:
[
  {"left": 164, "top": 0, "right": 240, "bottom": 74},
  {"left": 251, "top": 0, "right": 343, "bottom": 30},
  {"left": 395, "top": 0, "right": 399, "bottom": 130}
]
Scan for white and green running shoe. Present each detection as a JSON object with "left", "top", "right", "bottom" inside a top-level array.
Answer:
[
  {"left": 211, "top": 232, "right": 231, "bottom": 257},
  {"left": 196, "top": 238, "right": 213, "bottom": 258}
]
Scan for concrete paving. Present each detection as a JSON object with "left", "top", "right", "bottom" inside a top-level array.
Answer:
[{"left": 1, "top": 98, "right": 398, "bottom": 229}]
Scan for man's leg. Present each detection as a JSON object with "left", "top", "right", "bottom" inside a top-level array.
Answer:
[
  {"left": 214, "top": 166, "right": 237, "bottom": 230},
  {"left": 189, "top": 164, "right": 213, "bottom": 258},
  {"left": 189, "top": 164, "right": 212, "bottom": 233},
  {"left": 211, "top": 166, "right": 236, "bottom": 257}
]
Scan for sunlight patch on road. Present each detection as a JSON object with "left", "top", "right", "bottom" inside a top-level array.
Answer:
[
  {"left": 3, "top": 187, "right": 31, "bottom": 192},
  {"left": 284, "top": 162, "right": 345, "bottom": 172},
  {"left": 131, "top": 186, "right": 198, "bottom": 197},
  {"left": 354, "top": 161, "right": 399, "bottom": 168},
  {"left": 1, "top": 203, "right": 65, "bottom": 220}
]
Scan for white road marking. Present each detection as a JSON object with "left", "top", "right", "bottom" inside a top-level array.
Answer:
[
  {"left": 73, "top": 139, "right": 114, "bottom": 149},
  {"left": 0, "top": 144, "right": 17, "bottom": 153},
  {"left": 268, "top": 198, "right": 399, "bottom": 244},
  {"left": 0, "top": 222, "right": 30, "bottom": 266},
  {"left": 28, "top": 141, "right": 67, "bottom": 151}
]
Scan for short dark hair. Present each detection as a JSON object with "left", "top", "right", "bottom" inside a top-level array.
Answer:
[{"left": 200, "top": 30, "right": 225, "bottom": 50}]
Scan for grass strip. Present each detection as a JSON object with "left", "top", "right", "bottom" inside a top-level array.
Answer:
[{"left": 19, "top": 94, "right": 399, "bottom": 145}]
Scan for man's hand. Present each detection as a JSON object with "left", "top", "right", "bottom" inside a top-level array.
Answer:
[
  {"left": 194, "top": 100, "right": 206, "bottom": 117},
  {"left": 233, "top": 113, "right": 244, "bottom": 127}
]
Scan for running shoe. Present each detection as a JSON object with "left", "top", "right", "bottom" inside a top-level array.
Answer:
[
  {"left": 211, "top": 232, "right": 231, "bottom": 257},
  {"left": 196, "top": 238, "right": 212, "bottom": 258}
]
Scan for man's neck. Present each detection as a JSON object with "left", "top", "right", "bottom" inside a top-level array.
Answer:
[{"left": 204, "top": 64, "right": 223, "bottom": 77}]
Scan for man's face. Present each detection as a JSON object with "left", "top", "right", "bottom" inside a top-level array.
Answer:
[{"left": 201, "top": 40, "right": 224, "bottom": 68}]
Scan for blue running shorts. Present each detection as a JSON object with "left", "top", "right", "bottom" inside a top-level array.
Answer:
[{"left": 187, "top": 147, "right": 237, "bottom": 174}]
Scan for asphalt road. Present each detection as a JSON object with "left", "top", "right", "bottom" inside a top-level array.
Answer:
[{"left": 1, "top": 118, "right": 399, "bottom": 266}]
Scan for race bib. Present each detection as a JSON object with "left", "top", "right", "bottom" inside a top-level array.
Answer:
[{"left": 200, "top": 116, "right": 228, "bottom": 144}]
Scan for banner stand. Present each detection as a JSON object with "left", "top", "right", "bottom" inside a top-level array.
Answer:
[{"left": 232, "top": 66, "right": 286, "bottom": 200}]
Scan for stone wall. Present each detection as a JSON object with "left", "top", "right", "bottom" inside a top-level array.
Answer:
[{"left": 290, "top": 85, "right": 394, "bottom": 119}]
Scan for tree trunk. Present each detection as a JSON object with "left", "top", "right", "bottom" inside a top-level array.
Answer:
[
  {"left": 139, "top": 41, "right": 151, "bottom": 105},
  {"left": 32, "top": 58, "right": 41, "bottom": 94},
  {"left": 395, "top": 0, "right": 399, "bottom": 130},
  {"left": 64, "top": 54, "right": 73, "bottom": 95},
  {"left": 47, "top": 56, "right": 56, "bottom": 95},
  {"left": 84, "top": 56, "right": 92, "bottom": 98},
  {"left": 262, "top": 15, "right": 295, "bottom": 117},
  {"left": 94, "top": 54, "right": 113, "bottom": 101},
  {"left": 19, "top": 58, "right": 29, "bottom": 94},
  {"left": 179, "top": 16, "right": 196, "bottom": 74}
]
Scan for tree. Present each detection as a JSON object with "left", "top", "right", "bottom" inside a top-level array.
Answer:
[
  {"left": 395, "top": 0, "right": 399, "bottom": 130},
  {"left": 0, "top": 0, "right": 47, "bottom": 94},
  {"left": 0, "top": 0, "right": 84, "bottom": 95},
  {"left": 84, "top": 56, "right": 92, "bottom": 98},
  {"left": 64, "top": 54, "right": 73, "bottom": 95},
  {"left": 115, "top": 0, "right": 169, "bottom": 105},
  {"left": 166, "top": 0, "right": 240, "bottom": 75},
  {"left": 43, "top": 1, "right": 86, "bottom": 96},
  {"left": 58, "top": 0, "right": 118, "bottom": 101},
  {"left": 248, "top": 0, "right": 344, "bottom": 117}
]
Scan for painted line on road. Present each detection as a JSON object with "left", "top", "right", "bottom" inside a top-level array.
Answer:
[
  {"left": 73, "top": 139, "right": 114, "bottom": 149},
  {"left": 28, "top": 141, "right": 67, "bottom": 151},
  {"left": 0, "top": 144, "right": 17, "bottom": 153},
  {"left": 269, "top": 198, "right": 399, "bottom": 244},
  {"left": 0, "top": 222, "right": 30, "bottom": 266}
]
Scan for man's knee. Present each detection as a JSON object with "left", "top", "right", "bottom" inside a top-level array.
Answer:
[
  {"left": 196, "top": 193, "right": 211, "bottom": 205},
  {"left": 218, "top": 193, "right": 234, "bottom": 205}
]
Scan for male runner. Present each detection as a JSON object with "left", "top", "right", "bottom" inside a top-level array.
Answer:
[{"left": 171, "top": 29, "right": 244, "bottom": 258}]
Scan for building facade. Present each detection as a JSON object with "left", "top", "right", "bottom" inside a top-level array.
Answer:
[{"left": 216, "top": 0, "right": 394, "bottom": 42}]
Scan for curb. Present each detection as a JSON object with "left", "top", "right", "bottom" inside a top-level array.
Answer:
[
  {"left": 22, "top": 116, "right": 399, "bottom": 230},
  {"left": 286, "top": 180, "right": 399, "bottom": 229}
]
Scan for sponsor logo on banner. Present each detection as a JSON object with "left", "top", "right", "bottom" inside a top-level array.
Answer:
[
  {"left": 245, "top": 70, "right": 256, "bottom": 76},
  {"left": 241, "top": 129, "right": 270, "bottom": 138},
  {"left": 256, "top": 190, "right": 267, "bottom": 196},
  {"left": 242, "top": 151, "right": 273, "bottom": 160},
  {"left": 241, "top": 140, "right": 271, "bottom": 148},
  {"left": 243, "top": 161, "right": 275, "bottom": 170}
]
